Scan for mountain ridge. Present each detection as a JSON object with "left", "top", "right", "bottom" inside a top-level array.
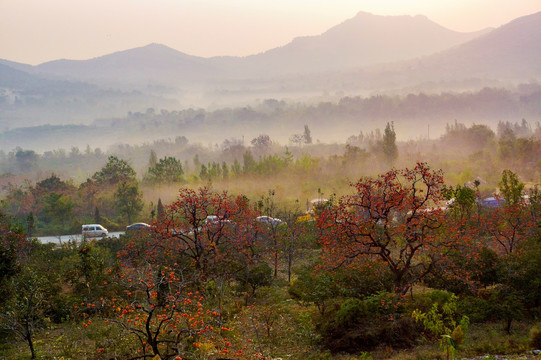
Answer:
[
  {"left": 0, "top": 11, "right": 496, "bottom": 86},
  {"left": 1, "top": 11, "right": 540, "bottom": 101}
]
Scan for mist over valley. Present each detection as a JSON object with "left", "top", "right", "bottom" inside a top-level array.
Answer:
[{"left": 1, "top": 11, "right": 541, "bottom": 153}]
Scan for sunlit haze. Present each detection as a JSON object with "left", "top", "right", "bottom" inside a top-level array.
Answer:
[{"left": 1, "top": 0, "right": 540, "bottom": 64}]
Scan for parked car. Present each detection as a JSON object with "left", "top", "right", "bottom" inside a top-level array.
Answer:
[
  {"left": 256, "top": 215, "right": 283, "bottom": 226},
  {"left": 480, "top": 196, "right": 505, "bottom": 208},
  {"left": 205, "top": 215, "right": 219, "bottom": 224},
  {"left": 82, "top": 224, "right": 108, "bottom": 238},
  {"left": 126, "top": 222, "right": 152, "bottom": 232}
]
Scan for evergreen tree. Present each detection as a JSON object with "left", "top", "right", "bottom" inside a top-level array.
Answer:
[
  {"left": 232, "top": 159, "right": 241, "bottom": 175},
  {"left": 303, "top": 125, "right": 313, "bottom": 144},
  {"left": 222, "top": 161, "right": 229, "bottom": 179},
  {"left": 26, "top": 212, "right": 34, "bottom": 238},
  {"left": 157, "top": 198, "right": 165, "bottom": 221},
  {"left": 199, "top": 164, "right": 208, "bottom": 180},
  {"left": 148, "top": 150, "right": 158, "bottom": 168},
  {"left": 382, "top": 122, "right": 398, "bottom": 164},
  {"left": 243, "top": 151, "right": 256, "bottom": 173}
]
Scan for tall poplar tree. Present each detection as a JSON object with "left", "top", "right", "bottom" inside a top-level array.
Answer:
[{"left": 382, "top": 122, "right": 398, "bottom": 164}]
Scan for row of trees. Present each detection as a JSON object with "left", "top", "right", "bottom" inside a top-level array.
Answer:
[
  {"left": 2, "top": 116, "right": 540, "bottom": 183},
  {"left": 1, "top": 156, "right": 145, "bottom": 235}
]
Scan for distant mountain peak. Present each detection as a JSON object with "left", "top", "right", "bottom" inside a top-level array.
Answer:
[
  {"left": 140, "top": 43, "right": 175, "bottom": 51},
  {"left": 246, "top": 10, "right": 492, "bottom": 76},
  {"left": 353, "top": 11, "right": 428, "bottom": 21},
  {"left": 354, "top": 10, "right": 374, "bottom": 17}
]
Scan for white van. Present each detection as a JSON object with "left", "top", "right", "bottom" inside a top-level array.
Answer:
[{"left": 82, "top": 224, "right": 108, "bottom": 238}]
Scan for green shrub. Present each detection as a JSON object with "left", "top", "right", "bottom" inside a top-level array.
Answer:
[
  {"left": 335, "top": 298, "right": 368, "bottom": 327},
  {"left": 530, "top": 324, "right": 541, "bottom": 349},
  {"left": 318, "top": 295, "right": 420, "bottom": 353},
  {"left": 457, "top": 295, "right": 492, "bottom": 323},
  {"left": 234, "top": 262, "right": 273, "bottom": 297},
  {"left": 411, "top": 290, "right": 455, "bottom": 313},
  {"left": 47, "top": 294, "right": 80, "bottom": 323},
  {"left": 332, "top": 263, "right": 394, "bottom": 298}
]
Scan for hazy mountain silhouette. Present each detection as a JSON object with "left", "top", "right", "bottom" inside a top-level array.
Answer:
[
  {"left": 413, "top": 11, "right": 541, "bottom": 80},
  {"left": 226, "top": 11, "right": 491, "bottom": 77},
  {"left": 2, "top": 12, "right": 492, "bottom": 87},
  {"left": 33, "top": 43, "right": 223, "bottom": 87},
  {"left": 0, "top": 62, "right": 101, "bottom": 92},
  {"left": 0, "top": 60, "right": 178, "bottom": 130},
  {"left": 2, "top": 11, "right": 541, "bottom": 101},
  {"left": 0, "top": 59, "right": 35, "bottom": 73},
  {"left": 358, "top": 11, "right": 541, "bottom": 87},
  {"left": 0, "top": 62, "right": 41, "bottom": 89}
]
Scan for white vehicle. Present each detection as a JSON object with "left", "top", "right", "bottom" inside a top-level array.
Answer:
[
  {"left": 82, "top": 224, "right": 108, "bottom": 238},
  {"left": 256, "top": 216, "right": 283, "bottom": 226},
  {"left": 205, "top": 215, "right": 220, "bottom": 224}
]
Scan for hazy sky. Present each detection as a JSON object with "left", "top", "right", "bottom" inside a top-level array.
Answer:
[{"left": 1, "top": 0, "right": 540, "bottom": 65}]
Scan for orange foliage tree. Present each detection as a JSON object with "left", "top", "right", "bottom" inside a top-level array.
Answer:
[
  {"left": 151, "top": 187, "right": 262, "bottom": 279},
  {"left": 317, "top": 163, "right": 467, "bottom": 295},
  {"left": 96, "top": 187, "right": 265, "bottom": 359},
  {"left": 482, "top": 202, "right": 535, "bottom": 255},
  {"left": 98, "top": 262, "right": 236, "bottom": 359}
]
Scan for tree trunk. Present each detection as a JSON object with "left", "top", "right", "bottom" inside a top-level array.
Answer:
[
  {"left": 273, "top": 242, "right": 278, "bottom": 278},
  {"left": 287, "top": 255, "right": 292, "bottom": 283},
  {"left": 505, "top": 317, "right": 512, "bottom": 334},
  {"left": 25, "top": 327, "right": 35, "bottom": 359}
]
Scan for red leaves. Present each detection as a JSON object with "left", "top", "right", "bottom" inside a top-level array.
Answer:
[
  {"left": 318, "top": 163, "right": 457, "bottom": 295},
  {"left": 482, "top": 202, "right": 535, "bottom": 255},
  {"left": 147, "top": 187, "right": 263, "bottom": 280}
]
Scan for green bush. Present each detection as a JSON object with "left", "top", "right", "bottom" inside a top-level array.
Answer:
[
  {"left": 318, "top": 295, "right": 420, "bottom": 353},
  {"left": 530, "top": 324, "right": 541, "bottom": 349},
  {"left": 457, "top": 296, "right": 492, "bottom": 323},
  {"left": 411, "top": 290, "right": 455, "bottom": 314},
  {"left": 234, "top": 262, "right": 273, "bottom": 297},
  {"left": 47, "top": 294, "right": 80, "bottom": 323},
  {"left": 364, "top": 291, "right": 404, "bottom": 317},
  {"left": 335, "top": 298, "right": 369, "bottom": 328},
  {"left": 333, "top": 263, "right": 394, "bottom": 299}
]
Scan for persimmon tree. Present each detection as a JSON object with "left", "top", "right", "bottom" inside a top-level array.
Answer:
[
  {"left": 476, "top": 210, "right": 532, "bottom": 335},
  {"left": 96, "top": 188, "right": 264, "bottom": 359},
  {"left": 476, "top": 177, "right": 536, "bottom": 333},
  {"left": 317, "top": 163, "right": 463, "bottom": 295},
  {"left": 152, "top": 187, "right": 261, "bottom": 279},
  {"left": 482, "top": 203, "right": 534, "bottom": 255},
  {"left": 150, "top": 187, "right": 269, "bottom": 317},
  {"left": 0, "top": 216, "right": 25, "bottom": 286},
  {"left": 97, "top": 262, "right": 238, "bottom": 360}
]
